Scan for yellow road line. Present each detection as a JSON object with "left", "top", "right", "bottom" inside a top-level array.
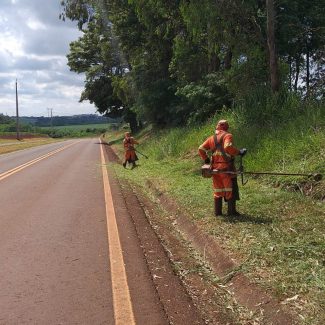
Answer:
[
  {"left": 0, "top": 141, "right": 79, "bottom": 182},
  {"left": 100, "top": 140, "right": 136, "bottom": 325}
]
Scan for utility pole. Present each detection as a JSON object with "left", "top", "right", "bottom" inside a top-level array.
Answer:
[
  {"left": 15, "top": 79, "right": 20, "bottom": 140},
  {"left": 47, "top": 108, "right": 53, "bottom": 127},
  {"left": 50, "top": 108, "right": 53, "bottom": 132}
]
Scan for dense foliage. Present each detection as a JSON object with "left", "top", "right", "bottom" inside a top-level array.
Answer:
[
  {"left": 60, "top": 0, "right": 324, "bottom": 129},
  {"left": 0, "top": 114, "right": 13, "bottom": 124},
  {"left": 29, "top": 114, "right": 113, "bottom": 127}
]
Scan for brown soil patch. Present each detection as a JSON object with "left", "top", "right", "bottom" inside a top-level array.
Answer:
[{"left": 144, "top": 184, "right": 298, "bottom": 325}]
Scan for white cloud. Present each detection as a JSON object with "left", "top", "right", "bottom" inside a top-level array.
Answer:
[
  {"left": 0, "top": 32, "right": 25, "bottom": 57},
  {"left": 26, "top": 18, "right": 47, "bottom": 31},
  {"left": 0, "top": 0, "right": 96, "bottom": 117}
]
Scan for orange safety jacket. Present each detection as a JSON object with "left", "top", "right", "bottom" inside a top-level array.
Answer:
[
  {"left": 198, "top": 130, "right": 239, "bottom": 170},
  {"left": 199, "top": 130, "right": 240, "bottom": 199},
  {"left": 123, "top": 136, "right": 139, "bottom": 162}
]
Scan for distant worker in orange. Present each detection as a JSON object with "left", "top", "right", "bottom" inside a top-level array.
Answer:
[
  {"left": 123, "top": 132, "right": 139, "bottom": 169},
  {"left": 198, "top": 120, "right": 247, "bottom": 216}
]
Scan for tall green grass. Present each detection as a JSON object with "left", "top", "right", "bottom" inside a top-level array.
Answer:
[{"left": 139, "top": 97, "right": 325, "bottom": 193}]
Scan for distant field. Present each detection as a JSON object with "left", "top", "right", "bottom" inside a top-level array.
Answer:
[
  {"left": 0, "top": 132, "right": 49, "bottom": 140},
  {"left": 0, "top": 138, "right": 62, "bottom": 155},
  {"left": 41, "top": 123, "right": 110, "bottom": 130}
]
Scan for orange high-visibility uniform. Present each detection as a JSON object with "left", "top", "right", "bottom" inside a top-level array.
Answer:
[
  {"left": 199, "top": 130, "right": 240, "bottom": 200},
  {"left": 123, "top": 136, "right": 139, "bottom": 163}
]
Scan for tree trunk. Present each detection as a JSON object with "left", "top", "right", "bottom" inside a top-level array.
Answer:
[
  {"left": 266, "top": 0, "right": 280, "bottom": 93},
  {"left": 306, "top": 46, "right": 310, "bottom": 97},
  {"left": 209, "top": 54, "right": 220, "bottom": 72},
  {"left": 224, "top": 48, "right": 233, "bottom": 70},
  {"left": 288, "top": 56, "right": 292, "bottom": 91},
  {"left": 123, "top": 108, "right": 138, "bottom": 133},
  {"left": 294, "top": 56, "right": 300, "bottom": 92}
]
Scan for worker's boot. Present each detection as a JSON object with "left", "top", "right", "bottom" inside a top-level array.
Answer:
[
  {"left": 214, "top": 197, "right": 223, "bottom": 216},
  {"left": 227, "top": 199, "right": 240, "bottom": 216},
  {"left": 122, "top": 161, "right": 126, "bottom": 168},
  {"left": 131, "top": 162, "right": 137, "bottom": 169}
]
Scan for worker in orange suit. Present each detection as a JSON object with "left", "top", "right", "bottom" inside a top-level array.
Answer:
[
  {"left": 198, "top": 120, "right": 247, "bottom": 216},
  {"left": 123, "top": 132, "right": 139, "bottom": 169}
]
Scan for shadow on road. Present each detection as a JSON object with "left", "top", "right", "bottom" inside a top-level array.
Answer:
[{"left": 96, "top": 142, "right": 110, "bottom": 146}]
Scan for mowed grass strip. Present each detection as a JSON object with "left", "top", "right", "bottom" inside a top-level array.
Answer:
[{"left": 105, "top": 123, "right": 324, "bottom": 325}]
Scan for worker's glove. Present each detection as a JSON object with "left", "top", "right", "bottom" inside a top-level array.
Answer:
[
  {"left": 239, "top": 148, "right": 247, "bottom": 156},
  {"left": 204, "top": 157, "right": 211, "bottom": 164}
]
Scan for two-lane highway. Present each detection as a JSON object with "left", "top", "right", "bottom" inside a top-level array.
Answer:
[
  {"left": 0, "top": 139, "right": 205, "bottom": 325},
  {"left": 0, "top": 139, "right": 116, "bottom": 324}
]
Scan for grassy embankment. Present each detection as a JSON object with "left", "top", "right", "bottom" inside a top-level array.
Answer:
[{"left": 106, "top": 100, "right": 325, "bottom": 324}]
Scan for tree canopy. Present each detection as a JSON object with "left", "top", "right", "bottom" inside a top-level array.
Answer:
[{"left": 61, "top": 0, "right": 325, "bottom": 128}]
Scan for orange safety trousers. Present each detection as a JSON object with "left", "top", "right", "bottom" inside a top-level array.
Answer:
[
  {"left": 212, "top": 174, "right": 234, "bottom": 200},
  {"left": 124, "top": 149, "right": 137, "bottom": 162}
]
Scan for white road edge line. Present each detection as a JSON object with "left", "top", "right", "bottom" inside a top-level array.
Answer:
[{"left": 100, "top": 139, "right": 136, "bottom": 325}]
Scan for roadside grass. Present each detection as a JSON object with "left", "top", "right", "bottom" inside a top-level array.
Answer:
[{"left": 106, "top": 105, "right": 325, "bottom": 324}]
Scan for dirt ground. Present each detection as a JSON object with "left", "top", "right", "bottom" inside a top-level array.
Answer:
[{"left": 103, "top": 143, "right": 299, "bottom": 325}]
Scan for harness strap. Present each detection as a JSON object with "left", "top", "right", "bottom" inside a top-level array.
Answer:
[
  {"left": 124, "top": 138, "right": 135, "bottom": 152},
  {"left": 213, "top": 133, "right": 232, "bottom": 162}
]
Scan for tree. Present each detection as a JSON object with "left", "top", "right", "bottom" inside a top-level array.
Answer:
[
  {"left": 277, "top": 0, "right": 325, "bottom": 96},
  {"left": 65, "top": 13, "right": 141, "bottom": 131},
  {"left": 61, "top": 0, "right": 325, "bottom": 128},
  {"left": 266, "top": 0, "right": 280, "bottom": 92},
  {"left": 0, "top": 114, "right": 13, "bottom": 124}
]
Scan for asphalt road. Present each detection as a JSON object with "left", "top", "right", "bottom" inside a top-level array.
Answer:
[{"left": 0, "top": 139, "right": 204, "bottom": 325}]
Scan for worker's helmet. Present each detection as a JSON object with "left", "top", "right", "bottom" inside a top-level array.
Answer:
[{"left": 216, "top": 119, "right": 229, "bottom": 131}]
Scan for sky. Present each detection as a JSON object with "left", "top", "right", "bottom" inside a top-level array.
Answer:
[{"left": 0, "top": 0, "right": 97, "bottom": 117}]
